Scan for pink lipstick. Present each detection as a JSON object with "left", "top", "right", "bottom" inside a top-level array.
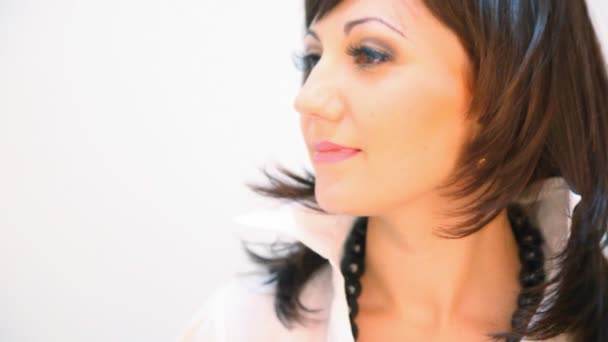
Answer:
[{"left": 312, "top": 141, "right": 361, "bottom": 164}]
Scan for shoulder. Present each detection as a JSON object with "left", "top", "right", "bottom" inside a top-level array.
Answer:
[{"left": 176, "top": 263, "right": 334, "bottom": 342}]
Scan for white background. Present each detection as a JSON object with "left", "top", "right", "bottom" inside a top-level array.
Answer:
[{"left": 0, "top": 1, "right": 606, "bottom": 341}]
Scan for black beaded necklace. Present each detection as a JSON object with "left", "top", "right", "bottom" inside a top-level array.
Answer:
[{"left": 339, "top": 204, "right": 547, "bottom": 341}]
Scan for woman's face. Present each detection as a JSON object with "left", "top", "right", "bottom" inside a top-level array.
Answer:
[{"left": 294, "top": 0, "right": 475, "bottom": 216}]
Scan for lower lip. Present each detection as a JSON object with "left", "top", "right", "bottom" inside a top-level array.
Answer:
[{"left": 313, "top": 149, "right": 361, "bottom": 163}]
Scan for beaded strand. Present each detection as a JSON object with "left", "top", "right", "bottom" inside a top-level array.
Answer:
[{"left": 339, "top": 204, "right": 546, "bottom": 341}]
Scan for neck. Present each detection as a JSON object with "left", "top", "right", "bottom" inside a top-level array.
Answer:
[{"left": 359, "top": 199, "right": 522, "bottom": 331}]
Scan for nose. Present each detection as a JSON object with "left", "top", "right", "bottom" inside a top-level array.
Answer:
[{"left": 292, "top": 64, "right": 344, "bottom": 122}]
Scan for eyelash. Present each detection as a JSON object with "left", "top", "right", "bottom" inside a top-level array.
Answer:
[{"left": 292, "top": 44, "right": 392, "bottom": 74}]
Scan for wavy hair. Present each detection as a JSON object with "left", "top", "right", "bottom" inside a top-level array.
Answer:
[{"left": 242, "top": 1, "right": 608, "bottom": 341}]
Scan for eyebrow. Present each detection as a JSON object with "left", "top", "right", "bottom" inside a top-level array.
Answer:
[{"left": 306, "top": 16, "right": 406, "bottom": 41}]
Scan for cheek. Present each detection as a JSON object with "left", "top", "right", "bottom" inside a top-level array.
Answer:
[{"left": 355, "top": 68, "right": 471, "bottom": 200}]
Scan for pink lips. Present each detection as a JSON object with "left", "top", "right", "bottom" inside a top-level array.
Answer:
[{"left": 312, "top": 141, "right": 361, "bottom": 164}]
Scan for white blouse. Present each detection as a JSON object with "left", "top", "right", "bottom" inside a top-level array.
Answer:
[{"left": 177, "top": 176, "right": 588, "bottom": 341}]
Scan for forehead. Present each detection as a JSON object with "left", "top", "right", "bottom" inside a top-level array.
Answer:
[
  {"left": 308, "top": 0, "right": 428, "bottom": 44},
  {"left": 310, "top": 0, "right": 421, "bottom": 30}
]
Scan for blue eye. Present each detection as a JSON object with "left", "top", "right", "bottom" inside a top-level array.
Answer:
[{"left": 346, "top": 44, "right": 391, "bottom": 67}]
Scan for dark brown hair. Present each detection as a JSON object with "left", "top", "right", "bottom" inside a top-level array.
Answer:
[{"left": 242, "top": 1, "right": 608, "bottom": 341}]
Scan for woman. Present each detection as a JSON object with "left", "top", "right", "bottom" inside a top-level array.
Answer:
[{"left": 179, "top": 0, "right": 608, "bottom": 341}]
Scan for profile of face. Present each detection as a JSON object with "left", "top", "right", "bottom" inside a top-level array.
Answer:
[{"left": 293, "top": 0, "right": 478, "bottom": 217}]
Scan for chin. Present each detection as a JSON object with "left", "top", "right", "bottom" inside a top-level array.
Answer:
[
  {"left": 315, "top": 186, "right": 362, "bottom": 216},
  {"left": 315, "top": 190, "right": 346, "bottom": 214}
]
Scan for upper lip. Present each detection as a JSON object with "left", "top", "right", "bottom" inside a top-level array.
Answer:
[{"left": 312, "top": 140, "right": 360, "bottom": 152}]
